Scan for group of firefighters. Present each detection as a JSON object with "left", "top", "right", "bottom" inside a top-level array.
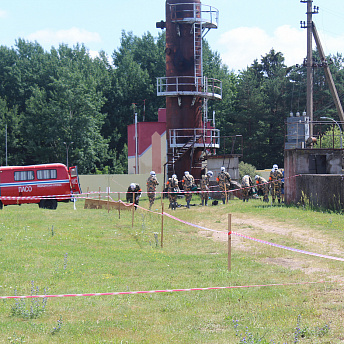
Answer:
[{"left": 126, "top": 165, "right": 284, "bottom": 210}]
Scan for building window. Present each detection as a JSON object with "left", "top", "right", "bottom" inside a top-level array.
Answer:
[
  {"left": 37, "top": 169, "right": 57, "bottom": 180},
  {"left": 14, "top": 170, "right": 35, "bottom": 181}
]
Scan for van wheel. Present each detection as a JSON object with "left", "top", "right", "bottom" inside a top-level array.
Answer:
[
  {"left": 39, "top": 199, "right": 57, "bottom": 210},
  {"left": 46, "top": 199, "right": 58, "bottom": 210},
  {"left": 0, "top": 201, "right": 3, "bottom": 210}
]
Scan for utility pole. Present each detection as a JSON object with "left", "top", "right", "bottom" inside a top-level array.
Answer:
[
  {"left": 312, "top": 24, "right": 344, "bottom": 125},
  {"left": 143, "top": 99, "right": 146, "bottom": 122},
  {"left": 300, "top": 0, "right": 318, "bottom": 138}
]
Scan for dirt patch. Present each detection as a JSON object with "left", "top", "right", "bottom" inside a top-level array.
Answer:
[{"left": 195, "top": 212, "right": 344, "bottom": 281}]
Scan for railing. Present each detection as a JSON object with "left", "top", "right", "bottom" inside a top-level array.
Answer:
[
  {"left": 285, "top": 119, "right": 344, "bottom": 149},
  {"left": 169, "top": 3, "right": 219, "bottom": 28},
  {"left": 217, "top": 135, "right": 244, "bottom": 157},
  {"left": 157, "top": 76, "right": 222, "bottom": 100},
  {"left": 169, "top": 128, "right": 220, "bottom": 148}
]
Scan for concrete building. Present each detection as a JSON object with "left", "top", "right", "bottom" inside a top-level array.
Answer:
[{"left": 285, "top": 148, "right": 344, "bottom": 210}]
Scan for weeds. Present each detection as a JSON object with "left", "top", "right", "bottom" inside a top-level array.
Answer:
[
  {"left": 232, "top": 315, "right": 331, "bottom": 343},
  {"left": 10, "top": 281, "right": 48, "bottom": 319},
  {"left": 7, "top": 332, "right": 25, "bottom": 343},
  {"left": 294, "top": 314, "right": 331, "bottom": 342},
  {"left": 51, "top": 316, "right": 63, "bottom": 335}
]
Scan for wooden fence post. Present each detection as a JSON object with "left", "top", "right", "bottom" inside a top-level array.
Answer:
[
  {"left": 161, "top": 203, "right": 164, "bottom": 248},
  {"left": 228, "top": 213, "right": 232, "bottom": 271},
  {"left": 118, "top": 192, "right": 120, "bottom": 219},
  {"left": 107, "top": 187, "right": 110, "bottom": 213},
  {"left": 131, "top": 201, "right": 135, "bottom": 228}
]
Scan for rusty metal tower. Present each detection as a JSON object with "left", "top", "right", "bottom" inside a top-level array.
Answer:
[{"left": 157, "top": 0, "right": 222, "bottom": 179}]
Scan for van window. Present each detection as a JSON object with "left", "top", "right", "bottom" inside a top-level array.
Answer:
[
  {"left": 14, "top": 170, "right": 35, "bottom": 181},
  {"left": 37, "top": 169, "right": 57, "bottom": 180}
]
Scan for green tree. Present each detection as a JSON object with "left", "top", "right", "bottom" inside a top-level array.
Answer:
[
  {"left": 234, "top": 49, "right": 290, "bottom": 168},
  {"left": 320, "top": 126, "right": 342, "bottom": 149}
]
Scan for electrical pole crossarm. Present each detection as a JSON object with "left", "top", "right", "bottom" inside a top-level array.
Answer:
[{"left": 312, "top": 23, "right": 344, "bottom": 124}]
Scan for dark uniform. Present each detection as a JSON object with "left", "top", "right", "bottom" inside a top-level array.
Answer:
[
  {"left": 126, "top": 183, "right": 142, "bottom": 208},
  {"left": 255, "top": 175, "right": 269, "bottom": 202},
  {"left": 269, "top": 165, "right": 283, "bottom": 203},
  {"left": 166, "top": 175, "right": 179, "bottom": 210},
  {"left": 182, "top": 172, "right": 195, "bottom": 208},
  {"left": 146, "top": 172, "right": 159, "bottom": 209},
  {"left": 241, "top": 175, "right": 253, "bottom": 202},
  {"left": 216, "top": 168, "right": 231, "bottom": 204}
]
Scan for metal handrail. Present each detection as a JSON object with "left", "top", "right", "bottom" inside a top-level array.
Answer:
[
  {"left": 157, "top": 76, "right": 222, "bottom": 99},
  {"left": 285, "top": 119, "right": 344, "bottom": 149},
  {"left": 169, "top": 128, "right": 220, "bottom": 148},
  {"left": 169, "top": 3, "right": 219, "bottom": 28}
]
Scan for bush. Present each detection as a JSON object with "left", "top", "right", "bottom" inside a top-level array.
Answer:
[{"left": 239, "top": 161, "right": 257, "bottom": 180}]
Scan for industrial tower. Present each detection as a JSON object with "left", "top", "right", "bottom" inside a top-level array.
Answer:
[{"left": 156, "top": 0, "right": 222, "bottom": 179}]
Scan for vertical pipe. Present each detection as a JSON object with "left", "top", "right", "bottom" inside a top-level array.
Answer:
[{"left": 5, "top": 124, "right": 7, "bottom": 166}]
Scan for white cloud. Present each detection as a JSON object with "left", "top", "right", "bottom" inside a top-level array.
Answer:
[
  {"left": 26, "top": 27, "right": 101, "bottom": 48},
  {"left": 217, "top": 25, "right": 344, "bottom": 72},
  {"left": 216, "top": 25, "right": 306, "bottom": 71},
  {"left": 0, "top": 9, "right": 7, "bottom": 18}
]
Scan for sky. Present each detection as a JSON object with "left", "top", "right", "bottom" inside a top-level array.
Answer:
[{"left": 1, "top": 0, "right": 344, "bottom": 72}]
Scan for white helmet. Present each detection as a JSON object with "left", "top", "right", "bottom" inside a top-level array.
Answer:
[
  {"left": 150, "top": 171, "right": 156, "bottom": 176},
  {"left": 221, "top": 167, "right": 225, "bottom": 172},
  {"left": 255, "top": 175, "right": 259, "bottom": 180},
  {"left": 184, "top": 171, "right": 189, "bottom": 176},
  {"left": 130, "top": 183, "right": 136, "bottom": 190},
  {"left": 172, "top": 174, "right": 177, "bottom": 179},
  {"left": 273, "top": 164, "right": 278, "bottom": 170},
  {"left": 207, "top": 170, "right": 213, "bottom": 177}
]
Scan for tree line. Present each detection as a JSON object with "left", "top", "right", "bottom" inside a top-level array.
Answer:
[{"left": 0, "top": 31, "right": 343, "bottom": 173}]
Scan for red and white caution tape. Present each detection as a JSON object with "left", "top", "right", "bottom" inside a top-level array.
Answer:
[
  {"left": 157, "top": 211, "right": 344, "bottom": 263},
  {"left": 0, "top": 281, "right": 326, "bottom": 300},
  {"left": 232, "top": 231, "right": 344, "bottom": 262}
]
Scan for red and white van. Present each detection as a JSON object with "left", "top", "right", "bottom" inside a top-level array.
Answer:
[{"left": 0, "top": 163, "right": 82, "bottom": 209}]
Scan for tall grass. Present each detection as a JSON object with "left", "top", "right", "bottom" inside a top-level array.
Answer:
[{"left": 0, "top": 196, "right": 342, "bottom": 343}]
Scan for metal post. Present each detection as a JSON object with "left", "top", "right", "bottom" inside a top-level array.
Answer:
[
  {"left": 5, "top": 124, "right": 8, "bottom": 166},
  {"left": 320, "top": 117, "right": 343, "bottom": 148},
  {"left": 135, "top": 113, "right": 138, "bottom": 174},
  {"left": 306, "top": 0, "right": 313, "bottom": 138},
  {"left": 63, "top": 141, "right": 73, "bottom": 168}
]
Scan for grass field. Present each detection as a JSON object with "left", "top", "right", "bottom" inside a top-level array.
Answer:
[{"left": 0, "top": 195, "right": 343, "bottom": 343}]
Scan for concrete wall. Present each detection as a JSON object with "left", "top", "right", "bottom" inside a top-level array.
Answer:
[
  {"left": 206, "top": 156, "right": 240, "bottom": 181},
  {"left": 285, "top": 148, "right": 344, "bottom": 210},
  {"left": 79, "top": 173, "right": 165, "bottom": 197},
  {"left": 295, "top": 174, "right": 344, "bottom": 210}
]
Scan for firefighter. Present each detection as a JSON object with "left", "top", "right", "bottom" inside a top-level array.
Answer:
[
  {"left": 255, "top": 175, "right": 269, "bottom": 202},
  {"left": 241, "top": 175, "right": 253, "bottom": 202},
  {"left": 146, "top": 171, "right": 159, "bottom": 210},
  {"left": 166, "top": 174, "right": 179, "bottom": 210},
  {"left": 216, "top": 166, "right": 231, "bottom": 204},
  {"left": 200, "top": 171, "right": 213, "bottom": 206},
  {"left": 126, "top": 183, "right": 142, "bottom": 209},
  {"left": 182, "top": 171, "right": 195, "bottom": 208},
  {"left": 269, "top": 164, "right": 283, "bottom": 203}
]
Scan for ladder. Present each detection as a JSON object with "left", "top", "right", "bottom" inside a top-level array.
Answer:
[
  {"left": 165, "top": 135, "right": 202, "bottom": 175},
  {"left": 193, "top": 21, "right": 203, "bottom": 82}
]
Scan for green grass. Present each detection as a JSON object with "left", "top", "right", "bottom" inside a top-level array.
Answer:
[{"left": 0, "top": 196, "right": 343, "bottom": 343}]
